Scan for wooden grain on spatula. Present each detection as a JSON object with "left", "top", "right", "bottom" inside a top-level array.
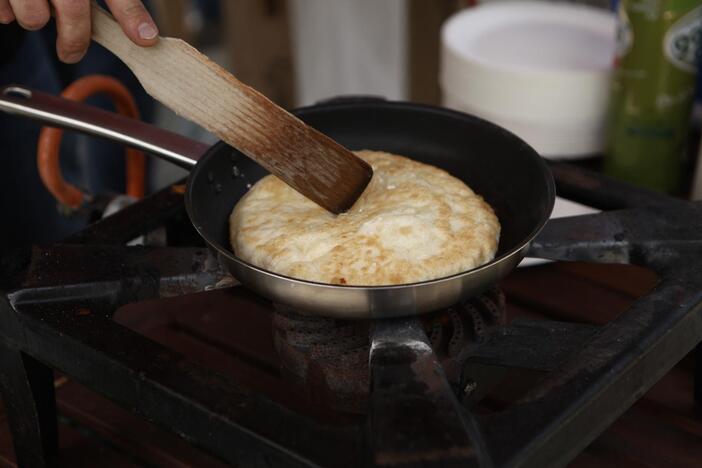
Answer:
[{"left": 91, "top": 5, "right": 372, "bottom": 214}]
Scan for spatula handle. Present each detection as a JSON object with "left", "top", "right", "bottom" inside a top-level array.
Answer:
[
  {"left": 90, "top": 3, "right": 264, "bottom": 162},
  {"left": 90, "top": 3, "right": 372, "bottom": 214},
  {"left": 90, "top": 4, "right": 284, "bottom": 168}
]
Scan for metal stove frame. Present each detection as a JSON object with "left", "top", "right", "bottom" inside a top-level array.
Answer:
[{"left": 1, "top": 162, "right": 701, "bottom": 467}]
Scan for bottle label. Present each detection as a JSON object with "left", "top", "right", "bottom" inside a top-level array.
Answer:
[{"left": 663, "top": 6, "right": 702, "bottom": 73}]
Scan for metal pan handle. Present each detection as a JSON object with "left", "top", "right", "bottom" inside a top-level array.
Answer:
[{"left": 0, "top": 85, "right": 210, "bottom": 169}]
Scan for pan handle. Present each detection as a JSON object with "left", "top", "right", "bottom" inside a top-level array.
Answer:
[{"left": 0, "top": 85, "right": 210, "bottom": 169}]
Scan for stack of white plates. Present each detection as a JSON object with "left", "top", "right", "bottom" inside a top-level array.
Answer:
[{"left": 440, "top": 1, "right": 617, "bottom": 159}]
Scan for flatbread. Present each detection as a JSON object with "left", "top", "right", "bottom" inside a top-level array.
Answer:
[{"left": 229, "top": 150, "right": 500, "bottom": 286}]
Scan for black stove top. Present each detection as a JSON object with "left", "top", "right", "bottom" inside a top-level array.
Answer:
[{"left": 1, "top": 161, "right": 701, "bottom": 467}]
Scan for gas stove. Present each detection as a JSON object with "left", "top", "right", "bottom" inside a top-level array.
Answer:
[
  {"left": 1, "top": 161, "right": 701, "bottom": 467},
  {"left": 272, "top": 287, "right": 505, "bottom": 414}
]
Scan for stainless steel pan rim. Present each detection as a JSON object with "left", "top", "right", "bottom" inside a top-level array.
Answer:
[
  {"left": 186, "top": 199, "right": 549, "bottom": 319},
  {"left": 214, "top": 239, "right": 534, "bottom": 319}
]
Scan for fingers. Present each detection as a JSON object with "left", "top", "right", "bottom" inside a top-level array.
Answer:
[
  {"left": 8, "top": 0, "right": 50, "bottom": 30},
  {"left": 0, "top": 0, "right": 15, "bottom": 24},
  {"left": 51, "top": 0, "right": 91, "bottom": 63},
  {"left": 105, "top": 0, "right": 158, "bottom": 46},
  {"left": 3, "top": 0, "right": 157, "bottom": 65}
]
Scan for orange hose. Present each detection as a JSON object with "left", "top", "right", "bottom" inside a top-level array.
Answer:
[{"left": 37, "top": 75, "right": 146, "bottom": 209}]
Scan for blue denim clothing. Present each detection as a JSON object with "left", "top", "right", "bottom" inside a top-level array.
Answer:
[{"left": 0, "top": 21, "right": 154, "bottom": 249}]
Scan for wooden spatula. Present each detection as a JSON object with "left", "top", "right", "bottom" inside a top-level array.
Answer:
[{"left": 90, "top": 4, "right": 372, "bottom": 214}]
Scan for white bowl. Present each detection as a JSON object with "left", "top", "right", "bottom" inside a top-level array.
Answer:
[{"left": 440, "top": 1, "right": 616, "bottom": 158}]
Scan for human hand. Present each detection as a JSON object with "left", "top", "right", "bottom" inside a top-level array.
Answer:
[{"left": 0, "top": 0, "right": 158, "bottom": 63}]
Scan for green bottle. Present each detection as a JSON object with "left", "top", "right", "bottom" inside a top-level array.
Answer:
[{"left": 605, "top": 0, "right": 701, "bottom": 193}]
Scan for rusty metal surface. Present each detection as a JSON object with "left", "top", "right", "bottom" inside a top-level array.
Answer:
[
  {"left": 272, "top": 288, "right": 505, "bottom": 415},
  {"left": 530, "top": 202, "right": 702, "bottom": 271},
  {"left": 0, "top": 347, "right": 57, "bottom": 467},
  {"left": 480, "top": 274, "right": 702, "bottom": 467},
  {"left": 65, "top": 181, "right": 189, "bottom": 246},
  {"left": 465, "top": 320, "right": 598, "bottom": 372},
  {"left": 5, "top": 299, "right": 360, "bottom": 467},
  {"left": 368, "top": 318, "right": 483, "bottom": 467},
  {"left": 9, "top": 245, "right": 231, "bottom": 313}
]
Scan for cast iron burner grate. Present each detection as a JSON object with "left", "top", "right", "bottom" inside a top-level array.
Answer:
[
  {"left": 1, "top": 161, "right": 702, "bottom": 467},
  {"left": 272, "top": 287, "right": 505, "bottom": 414}
]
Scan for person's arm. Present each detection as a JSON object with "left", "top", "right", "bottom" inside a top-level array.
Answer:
[{"left": 0, "top": 0, "right": 158, "bottom": 63}]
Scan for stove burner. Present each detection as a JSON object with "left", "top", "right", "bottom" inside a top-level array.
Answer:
[{"left": 272, "top": 287, "right": 506, "bottom": 413}]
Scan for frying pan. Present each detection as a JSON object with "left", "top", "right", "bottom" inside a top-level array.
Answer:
[{"left": 0, "top": 85, "right": 555, "bottom": 319}]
